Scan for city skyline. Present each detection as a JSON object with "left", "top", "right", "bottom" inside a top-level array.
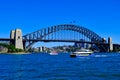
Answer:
[{"left": 0, "top": 0, "right": 120, "bottom": 47}]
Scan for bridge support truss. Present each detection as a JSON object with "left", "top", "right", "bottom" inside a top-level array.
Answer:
[{"left": 22, "top": 24, "right": 109, "bottom": 52}]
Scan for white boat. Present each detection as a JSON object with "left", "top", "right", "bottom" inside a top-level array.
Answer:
[
  {"left": 49, "top": 51, "right": 58, "bottom": 55},
  {"left": 70, "top": 49, "right": 93, "bottom": 57}
]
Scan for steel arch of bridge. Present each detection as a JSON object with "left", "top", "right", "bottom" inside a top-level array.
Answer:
[{"left": 23, "top": 24, "right": 103, "bottom": 50}]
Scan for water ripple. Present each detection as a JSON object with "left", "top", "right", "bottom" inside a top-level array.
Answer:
[{"left": 0, "top": 53, "right": 120, "bottom": 80}]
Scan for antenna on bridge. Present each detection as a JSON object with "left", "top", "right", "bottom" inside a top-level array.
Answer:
[
  {"left": 73, "top": 20, "right": 76, "bottom": 23},
  {"left": 70, "top": 22, "right": 72, "bottom": 24},
  {"left": 69, "top": 20, "right": 76, "bottom": 24}
]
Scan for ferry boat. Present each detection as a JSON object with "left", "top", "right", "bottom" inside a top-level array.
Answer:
[{"left": 70, "top": 49, "right": 93, "bottom": 57}]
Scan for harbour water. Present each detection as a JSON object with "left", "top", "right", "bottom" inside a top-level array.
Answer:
[{"left": 0, "top": 53, "right": 120, "bottom": 80}]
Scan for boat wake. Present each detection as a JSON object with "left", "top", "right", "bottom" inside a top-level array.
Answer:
[{"left": 94, "top": 55, "right": 108, "bottom": 57}]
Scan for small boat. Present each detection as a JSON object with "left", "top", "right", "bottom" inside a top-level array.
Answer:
[
  {"left": 70, "top": 49, "right": 93, "bottom": 57},
  {"left": 49, "top": 51, "right": 58, "bottom": 55}
]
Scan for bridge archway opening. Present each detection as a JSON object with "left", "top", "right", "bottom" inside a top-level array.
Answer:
[
  {"left": 41, "top": 30, "right": 91, "bottom": 42},
  {"left": 31, "top": 42, "right": 74, "bottom": 48}
]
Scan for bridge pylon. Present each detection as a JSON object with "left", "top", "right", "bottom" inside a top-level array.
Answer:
[
  {"left": 10, "top": 29, "right": 24, "bottom": 50},
  {"left": 108, "top": 37, "right": 113, "bottom": 52}
]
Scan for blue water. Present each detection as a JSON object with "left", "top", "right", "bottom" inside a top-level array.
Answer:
[{"left": 0, "top": 53, "right": 120, "bottom": 80}]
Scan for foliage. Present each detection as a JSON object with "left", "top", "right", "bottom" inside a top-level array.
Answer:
[{"left": 0, "top": 43, "right": 24, "bottom": 52}]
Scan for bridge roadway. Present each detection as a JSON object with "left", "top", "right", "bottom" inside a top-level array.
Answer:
[
  {"left": 0, "top": 38, "right": 13, "bottom": 41},
  {"left": 0, "top": 38, "right": 120, "bottom": 48},
  {"left": 23, "top": 39, "right": 108, "bottom": 45},
  {"left": 0, "top": 38, "right": 108, "bottom": 45}
]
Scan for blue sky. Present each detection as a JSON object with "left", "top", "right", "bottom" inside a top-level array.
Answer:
[{"left": 0, "top": 0, "right": 120, "bottom": 47}]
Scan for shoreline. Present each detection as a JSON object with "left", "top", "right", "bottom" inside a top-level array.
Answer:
[
  {"left": 0, "top": 51, "right": 120, "bottom": 54},
  {"left": 0, "top": 52, "right": 31, "bottom": 54}
]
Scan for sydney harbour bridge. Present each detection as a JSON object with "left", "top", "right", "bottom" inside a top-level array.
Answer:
[{"left": 0, "top": 24, "right": 120, "bottom": 52}]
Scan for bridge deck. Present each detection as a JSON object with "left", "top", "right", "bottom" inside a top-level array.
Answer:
[
  {"left": 0, "top": 38, "right": 13, "bottom": 41},
  {"left": 23, "top": 39, "right": 108, "bottom": 45}
]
